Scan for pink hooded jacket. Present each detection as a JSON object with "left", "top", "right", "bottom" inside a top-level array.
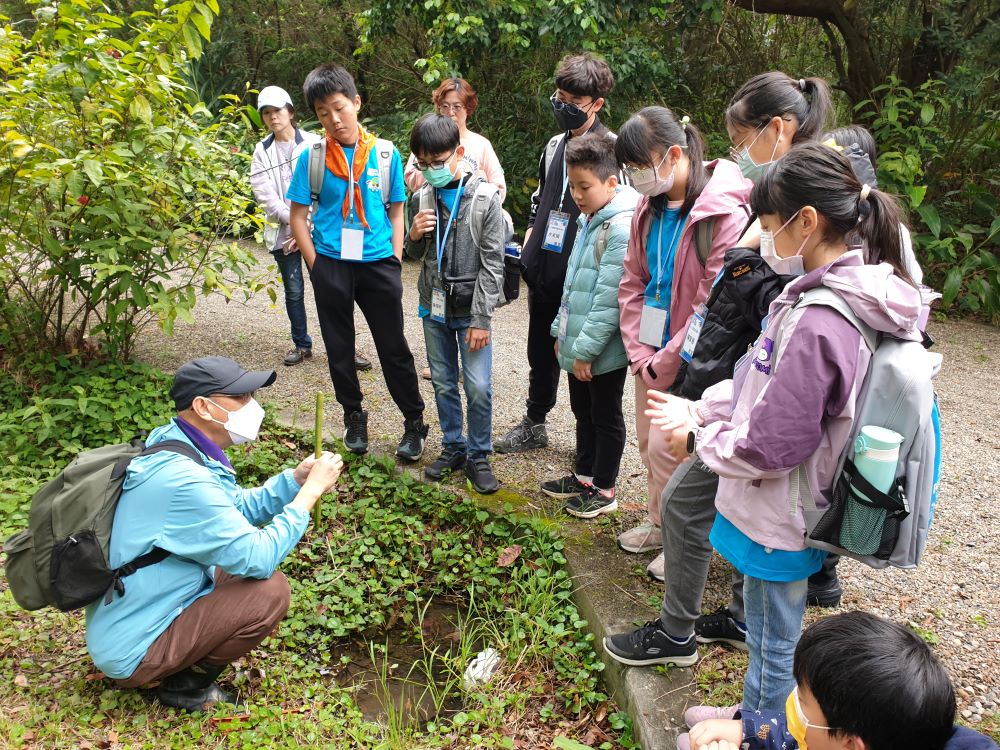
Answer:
[
  {"left": 619, "top": 158, "right": 752, "bottom": 390},
  {"left": 695, "top": 250, "right": 924, "bottom": 552}
]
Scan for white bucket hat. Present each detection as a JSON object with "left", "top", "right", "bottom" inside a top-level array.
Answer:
[{"left": 257, "top": 86, "right": 293, "bottom": 111}]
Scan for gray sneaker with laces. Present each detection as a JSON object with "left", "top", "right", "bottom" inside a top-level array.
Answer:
[{"left": 494, "top": 416, "right": 548, "bottom": 454}]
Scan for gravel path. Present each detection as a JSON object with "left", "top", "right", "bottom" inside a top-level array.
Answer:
[{"left": 134, "top": 241, "right": 1000, "bottom": 723}]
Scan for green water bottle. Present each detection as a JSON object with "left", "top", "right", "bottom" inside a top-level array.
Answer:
[{"left": 853, "top": 426, "right": 904, "bottom": 499}]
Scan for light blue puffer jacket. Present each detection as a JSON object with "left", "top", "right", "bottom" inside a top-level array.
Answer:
[{"left": 550, "top": 186, "right": 639, "bottom": 376}]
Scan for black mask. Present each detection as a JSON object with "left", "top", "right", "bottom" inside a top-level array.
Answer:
[{"left": 550, "top": 94, "right": 593, "bottom": 132}]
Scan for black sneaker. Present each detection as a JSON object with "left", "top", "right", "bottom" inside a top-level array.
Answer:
[
  {"left": 565, "top": 486, "right": 617, "bottom": 519},
  {"left": 344, "top": 410, "right": 369, "bottom": 454},
  {"left": 494, "top": 416, "right": 548, "bottom": 454},
  {"left": 354, "top": 353, "right": 373, "bottom": 371},
  {"left": 806, "top": 579, "right": 843, "bottom": 608},
  {"left": 695, "top": 606, "right": 748, "bottom": 651},
  {"left": 540, "top": 474, "right": 590, "bottom": 499},
  {"left": 424, "top": 448, "right": 467, "bottom": 481},
  {"left": 465, "top": 456, "right": 499, "bottom": 494},
  {"left": 603, "top": 620, "right": 699, "bottom": 667},
  {"left": 284, "top": 348, "right": 312, "bottom": 366},
  {"left": 395, "top": 418, "right": 428, "bottom": 462}
]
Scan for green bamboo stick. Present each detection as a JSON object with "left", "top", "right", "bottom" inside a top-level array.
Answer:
[{"left": 312, "top": 392, "right": 323, "bottom": 527}]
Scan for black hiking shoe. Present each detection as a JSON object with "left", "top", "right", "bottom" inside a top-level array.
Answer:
[
  {"left": 540, "top": 474, "right": 590, "bottom": 499},
  {"left": 157, "top": 661, "right": 242, "bottom": 713},
  {"left": 395, "top": 418, "right": 428, "bottom": 462},
  {"left": 283, "top": 348, "right": 312, "bottom": 366},
  {"left": 344, "top": 410, "right": 369, "bottom": 454},
  {"left": 465, "top": 456, "right": 499, "bottom": 494},
  {"left": 565, "top": 486, "right": 617, "bottom": 519},
  {"left": 424, "top": 448, "right": 467, "bottom": 481},
  {"left": 603, "top": 620, "right": 699, "bottom": 667},
  {"left": 695, "top": 606, "right": 748, "bottom": 651},
  {"left": 494, "top": 416, "right": 548, "bottom": 454},
  {"left": 806, "top": 579, "right": 844, "bottom": 608}
]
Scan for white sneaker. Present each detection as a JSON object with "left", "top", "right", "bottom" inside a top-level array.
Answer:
[
  {"left": 683, "top": 704, "right": 740, "bottom": 728},
  {"left": 646, "top": 552, "right": 665, "bottom": 582},
  {"left": 617, "top": 521, "right": 663, "bottom": 553}
]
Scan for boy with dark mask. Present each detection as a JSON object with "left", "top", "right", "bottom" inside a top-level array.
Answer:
[{"left": 495, "top": 53, "right": 616, "bottom": 454}]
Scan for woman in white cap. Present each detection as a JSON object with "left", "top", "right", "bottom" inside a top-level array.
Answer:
[{"left": 249, "top": 86, "right": 372, "bottom": 370}]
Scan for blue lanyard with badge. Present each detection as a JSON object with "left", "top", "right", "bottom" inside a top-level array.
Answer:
[
  {"left": 431, "top": 176, "right": 466, "bottom": 323},
  {"left": 638, "top": 215, "right": 685, "bottom": 347},
  {"left": 340, "top": 141, "right": 365, "bottom": 261},
  {"left": 543, "top": 152, "right": 572, "bottom": 252}
]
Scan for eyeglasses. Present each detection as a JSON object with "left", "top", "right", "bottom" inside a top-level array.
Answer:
[
  {"left": 438, "top": 103, "right": 466, "bottom": 114},
  {"left": 550, "top": 93, "right": 595, "bottom": 113},
  {"left": 414, "top": 150, "right": 456, "bottom": 171}
]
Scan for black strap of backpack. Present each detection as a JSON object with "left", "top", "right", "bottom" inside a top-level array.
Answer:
[
  {"left": 842, "top": 458, "right": 909, "bottom": 517},
  {"left": 103, "top": 440, "right": 207, "bottom": 605}
]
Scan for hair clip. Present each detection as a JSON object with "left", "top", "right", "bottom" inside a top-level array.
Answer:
[
  {"left": 859, "top": 184, "right": 872, "bottom": 201},
  {"left": 680, "top": 114, "right": 691, "bottom": 129},
  {"left": 799, "top": 78, "right": 807, "bottom": 91}
]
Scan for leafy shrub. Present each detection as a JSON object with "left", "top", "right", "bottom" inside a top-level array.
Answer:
[{"left": 0, "top": 0, "right": 264, "bottom": 360}]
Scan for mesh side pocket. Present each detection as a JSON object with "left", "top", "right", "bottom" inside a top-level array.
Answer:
[
  {"left": 842, "top": 494, "right": 888, "bottom": 556},
  {"left": 502, "top": 255, "right": 521, "bottom": 304}
]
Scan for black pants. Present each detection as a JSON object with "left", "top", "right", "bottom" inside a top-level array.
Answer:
[
  {"left": 310, "top": 255, "right": 423, "bottom": 420},
  {"left": 568, "top": 367, "right": 627, "bottom": 489},
  {"left": 525, "top": 287, "right": 561, "bottom": 423}
]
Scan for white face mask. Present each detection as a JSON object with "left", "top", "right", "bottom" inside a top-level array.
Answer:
[
  {"left": 628, "top": 151, "right": 674, "bottom": 197},
  {"left": 760, "top": 210, "right": 808, "bottom": 277},
  {"left": 206, "top": 397, "right": 265, "bottom": 444}
]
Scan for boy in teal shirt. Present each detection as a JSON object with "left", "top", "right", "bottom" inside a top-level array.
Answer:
[{"left": 288, "top": 64, "right": 427, "bottom": 460}]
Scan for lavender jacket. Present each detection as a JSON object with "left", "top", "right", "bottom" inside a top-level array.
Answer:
[{"left": 694, "top": 250, "right": 923, "bottom": 552}]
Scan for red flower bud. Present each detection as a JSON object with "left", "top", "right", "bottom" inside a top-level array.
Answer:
[
  {"left": 230, "top": 145, "right": 239, "bottom": 153},
  {"left": 106, "top": 47, "right": 122, "bottom": 59},
  {"left": 77, "top": 195, "right": 90, "bottom": 206}
]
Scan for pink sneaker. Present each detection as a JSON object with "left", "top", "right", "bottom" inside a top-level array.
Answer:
[
  {"left": 677, "top": 732, "right": 691, "bottom": 750},
  {"left": 683, "top": 704, "right": 740, "bottom": 728}
]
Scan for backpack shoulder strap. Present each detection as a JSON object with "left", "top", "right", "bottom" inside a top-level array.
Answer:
[
  {"left": 375, "top": 138, "right": 394, "bottom": 208},
  {"left": 543, "top": 134, "right": 564, "bottom": 180},
  {"left": 308, "top": 139, "right": 327, "bottom": 213},
  {"left": 595, "top": 211, "right": 634, "bottom": 264},
  {"left": 693, "top": 216, "right": 716, "bottom": 267},
  {"left": 797, "top": 287, "right": 878, "bottom": 352},
  {"left": 468, "top": 182, "right": 499, "bottom": 250}
]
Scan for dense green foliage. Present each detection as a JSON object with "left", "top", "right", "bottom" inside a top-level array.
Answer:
[
  {"left": 0, "top": 0, "right": 263, "bottom": 360},
  {"left": 0, "top": 357, "right": 633, "bottom": 747}
]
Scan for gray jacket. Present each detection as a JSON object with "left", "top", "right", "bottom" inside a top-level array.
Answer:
[{"left": 405, "top": 173, "right": 504, "bottom": 330}]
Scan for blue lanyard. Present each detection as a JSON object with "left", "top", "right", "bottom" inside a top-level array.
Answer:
[
  {"left": 653, "top": 214, "right": 685, "bottom": 302},
  {"left": 558, "top": 155, "right": 569, "bottom": 213},
  {"left": 435, "top": 176, "right": 465, "bottom": 274}
]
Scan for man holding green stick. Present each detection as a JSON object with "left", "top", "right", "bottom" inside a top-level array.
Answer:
[{"left": 84, "top": 356, "right": 343, "bottom": 711}]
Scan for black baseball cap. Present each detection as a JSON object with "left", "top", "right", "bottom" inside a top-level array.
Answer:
[{"left": 170, "top": 356, "right": 277, "bottom": 411}]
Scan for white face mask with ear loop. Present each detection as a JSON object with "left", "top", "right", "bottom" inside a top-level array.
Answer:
[
  {"left": 205, "top": 397, "right": 266, "bottom": 444},
  {"left": 759, "top": 209, "right": 809, "bottom": 277}
]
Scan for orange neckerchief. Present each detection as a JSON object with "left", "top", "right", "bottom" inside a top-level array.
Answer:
[{"left": 325, "top": 125, "right": 377, "bottom": 229}]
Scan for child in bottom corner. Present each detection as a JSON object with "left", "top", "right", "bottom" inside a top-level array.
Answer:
[
  {"left": 539, "top": 133, "right": 639, "bottom": 518},
  {"left": 679, "top": 612, "right": 999, "bottom": 750}
]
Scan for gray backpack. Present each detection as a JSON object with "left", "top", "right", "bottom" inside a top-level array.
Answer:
[
  {"left": 779, "top": 287, "right": 942, "bottom": 569},
  {"left": 307, "top": 137, "right": 394, "bottom": 212}
]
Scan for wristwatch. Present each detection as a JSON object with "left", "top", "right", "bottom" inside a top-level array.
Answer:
[{"left": 686, "top": 428, "right": 701, "bottom": 455}]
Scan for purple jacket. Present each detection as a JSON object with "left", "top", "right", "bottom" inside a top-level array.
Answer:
[
  {"left": 694, "top": 250, "right": 922, "bottom": 552},
  {"left": 737, "top": 708, "right": 999, "bottom": 750}
]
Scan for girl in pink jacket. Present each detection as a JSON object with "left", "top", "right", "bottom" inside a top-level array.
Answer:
[
  {"left": 613, "top": 107, "right": 752, "bottom": 577},
  {"left": 653, "top": 143, "right": 924, "bottom": 711}
]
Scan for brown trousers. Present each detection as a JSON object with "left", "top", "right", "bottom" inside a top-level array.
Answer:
[{"left": 117, "top": 569, "right": 291, "bottom": 688}]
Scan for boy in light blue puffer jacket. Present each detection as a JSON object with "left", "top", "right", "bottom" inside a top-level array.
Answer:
[{"left": 540, "top": 133, "right": 639, "bottom": 518}]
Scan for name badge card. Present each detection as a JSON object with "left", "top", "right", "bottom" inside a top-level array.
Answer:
[
  {"left": 341, "top": 223, "right": 365, "bottom": 261},
  {"left": 431, "top": 287, "right": 447, "bottom": 323},
  {"left": 638, "top": 304, "right": 668, "bottom": 348},
  {"left": 543, "top": 211, "right": 571, "bottom": 253},
  {"left": 680, "top": 304, "right": 708, "bottom": 363}
]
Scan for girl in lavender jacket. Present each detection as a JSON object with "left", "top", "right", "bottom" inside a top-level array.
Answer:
[{"left": 650, "top": 143, "right": 925, "bottom": 711}]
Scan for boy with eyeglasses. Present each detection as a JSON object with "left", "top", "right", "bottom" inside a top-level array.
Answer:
[
  {"left": 677, "top": 611, "right": 998, "bottom": 750},
  {"left": 495, "top": 52, "right": 617, "bottom": 455},
  {"left": 406, "top": 114, "right": 505, "bottom": 493},
  {"left": 288, "top": 64, "right": 428, "bottom": 461}
]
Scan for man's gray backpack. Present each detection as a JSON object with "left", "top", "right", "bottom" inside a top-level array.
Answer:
[{"left": 4, "top": 439, "right": 204, "bottom": 612}]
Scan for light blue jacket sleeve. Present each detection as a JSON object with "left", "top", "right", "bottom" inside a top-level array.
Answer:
[
  {"left": 159, "top": 466, "right": 309, "bottom": 579},
  {"left": 234, "top": 468, "right": 302, "bottom": 525},
  {"left": 572, "top": 224, "right": 628, "bottom": 362}
]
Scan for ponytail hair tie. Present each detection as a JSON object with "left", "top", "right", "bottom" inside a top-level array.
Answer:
[
  {"left": 680, "top": 114, "right": 691, "bottom": 129},
  {"left": 798, "top": 78, "right": 807, "bottom": 91},
  {"left": 860, "top": 183, "right": 872, "bottom": 201}
]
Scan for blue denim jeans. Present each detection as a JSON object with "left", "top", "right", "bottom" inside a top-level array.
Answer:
[
  {"left": 741, "top": 575, "right": 807, "bottom": 711},
  {"left": 422, "top": 316, "right": 493, "bottom": 457},
  {"left": 273, "top": 250, "right": 311, "bottom": 351}
]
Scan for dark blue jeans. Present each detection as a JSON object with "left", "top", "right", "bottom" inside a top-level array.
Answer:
[{"left": 273, "top": 250, "right": 311, "bottom": 351}]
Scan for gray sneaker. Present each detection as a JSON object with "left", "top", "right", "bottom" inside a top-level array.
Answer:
[{"left": 494, "top": 416, "right": 548, "bottom": 454}]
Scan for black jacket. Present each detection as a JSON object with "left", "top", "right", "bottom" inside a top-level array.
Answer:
[
  {"left": 521, "top": 118, "right": 612, "bottom": 301},
  {"left": 670, "top": 247, "right": 794, "bottom": 400}
]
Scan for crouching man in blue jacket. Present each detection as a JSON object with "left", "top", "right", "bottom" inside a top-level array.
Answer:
[{"left": 84, "top": 356, "right": 342, "bottom": 711}]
